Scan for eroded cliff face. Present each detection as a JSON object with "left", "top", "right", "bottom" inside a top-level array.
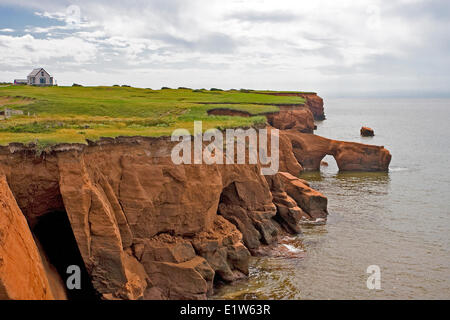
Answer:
[
  {"left": 207, "top": 104, "right": 316, "bottom": 134},
  {"left": 0, "top": 175, "right": 58, "bottom": 300},
  {"left": 299, "top": 93, "right": 326, "bottom": 121},
  {"left": 282, "top": 131, "right": 391, "bottom": 171},
  {"left": 257, "top": 92, "right": 326, "bottom": 120},
  {"left": 0, "top": 134, "right": 328, "bottom": 300},
  {"left": 208, "top": 90, "right": 323, "bottom": 132},
  {"left": 0, "top": 93, "right": 391, "bottom": 300},
  {"left": 266, "top": 105, "right": 316, "bottom": 133}
]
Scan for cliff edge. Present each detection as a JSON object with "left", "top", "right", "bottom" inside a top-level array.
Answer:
[{"left": 0, "top": 93, "right": 391, "bottom": 300}]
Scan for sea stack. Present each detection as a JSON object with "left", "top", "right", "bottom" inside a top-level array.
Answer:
[{"left": 361, "top": 127, "right": 375, "bottom": 137}]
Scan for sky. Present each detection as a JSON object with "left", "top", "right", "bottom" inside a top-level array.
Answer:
[{"left": 0, "top": 0, "right": 448, "bottom": 97}]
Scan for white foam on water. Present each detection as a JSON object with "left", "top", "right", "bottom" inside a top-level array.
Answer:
[
  {"left": 282, "top": 244, "right": 303, "bottom": 253},
  {"left": 389, "top": 167, "right": 408, "bottom": 172},
  {"left": 300, "top": 218, "right": 327, "bottom": 225}
]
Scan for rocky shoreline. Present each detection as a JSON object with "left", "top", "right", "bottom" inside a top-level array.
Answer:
[{"left": 0, "top": 94, "right": 391, "bottom": 300}]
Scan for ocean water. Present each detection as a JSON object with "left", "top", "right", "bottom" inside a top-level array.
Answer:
[{"left": 214, "top": 98, "right": 450, "bottom": 300}]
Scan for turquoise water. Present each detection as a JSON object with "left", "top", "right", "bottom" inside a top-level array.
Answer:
[{"left": 214, "top": 98, "right": 450, "bottom": 300}]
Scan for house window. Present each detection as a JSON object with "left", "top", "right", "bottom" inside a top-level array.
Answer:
[
  {"left": 41, "top": 71, "right": 44, "bottom": 76},
  {"left": 40, "top": 78, "right": 45, "bottom": 84}
]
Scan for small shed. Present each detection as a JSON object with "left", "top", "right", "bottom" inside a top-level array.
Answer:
[
  {"left": 0, "top": 108, "right": 24, "bottom": 119},
  {"left": 14, "top": 79, "right": 27, "bottom": 85}
]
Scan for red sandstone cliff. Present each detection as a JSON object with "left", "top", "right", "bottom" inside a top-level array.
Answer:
[
  {"left": 208, "top": 104, "right": 316, "bottom": 133},
  {"left": 257, "top": 92, "right": 326, "bottom": 120},
  {"left": 299, "top": 93, "right": 326, "bottom": 121},
  {"left": 266, "top": 105, "right": 316, "bottom": 133},
  {"left": 0, "top": 93, "right": 392, "bottom": 300},
  {"left": 0, "top": 175, "right": 63, "bottom": 300},
  {"left": 282, "top": 130, "right": 391, "bottom": 172},
  {"left": 0, "top": 135, "right": 329, "bottom": 300}
]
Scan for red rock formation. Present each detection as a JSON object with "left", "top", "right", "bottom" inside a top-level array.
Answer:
[
  {"left": 282, "top": 130, "right": 391, "bottom": 171},
  {"left": 266, "top": 105, "right": 315, "bottom": 133},
  {"left": 206, "top": 93, "right": 323, "bottom": 133},
  {"left": 256, "top": 92, "right": 326, "bottom": 120},
  {"left": 278, "top": 128, "right": 304, "bottom": 176},
  {"left": 299, "top": 93, "right": 326, "bottom": 121},
  {"left": 277, "top": 172, "right": 328, "bottom": 220},
  {"left": 0, "top": 93, "right": 393, "bottom": 300},
  {"left": 0, "top": 175, "right": 56, "bottom": 300},
  {"left": 0, "top": 135, "right": 321, "bottom": 300},
  {"left": 265, "top": 172, "right": 326, "bottom": 231},
  {"left": 361, "top": 127, "right": 375, "bottom": 137},
  {"left": 207, "top": 105, "right": 316, "bottom": 133}
]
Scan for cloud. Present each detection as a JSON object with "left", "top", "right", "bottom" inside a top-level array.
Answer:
[
  {"left": 0, "top": 34, "right": 98, "bottom": 68},
  {"left": 0, "top": 28, "right": 15, "bottom": 33},
  {"left": 0, "top": 0, "right": 448, "bottom": 96},
  {"left": 154, "top": 32, "right": 237, "bottom": 53},
  {"left": 227, "top": 11, "right": 299, "bottom": 23}
]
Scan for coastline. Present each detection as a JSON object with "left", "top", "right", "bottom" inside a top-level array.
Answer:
[{"left": 0, "top": 93, "right": 392, "bottom": 300}]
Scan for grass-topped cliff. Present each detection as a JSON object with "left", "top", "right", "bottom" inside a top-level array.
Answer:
[{"left": 0, "top": 86, "right": 305, "bottom": 146}]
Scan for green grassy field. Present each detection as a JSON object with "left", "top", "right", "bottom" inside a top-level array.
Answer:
[{"left": 0, "top": 86, "right": 305, "bottom": 146}]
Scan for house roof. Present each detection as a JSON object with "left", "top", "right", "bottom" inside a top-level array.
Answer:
[
  {"left": 28, "top": 68, "right": 50, "bottom": 77},
  {"left": 28, "top": 68, "right": 42, "bottom": 77}
]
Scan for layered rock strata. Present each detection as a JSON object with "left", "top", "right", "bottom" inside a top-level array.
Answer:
[
  {"left": 282, "top": 130, "right": 391, "bottom": 171},
  {"left": 0, "top": 93, "right": 391, "bottom": 300},
  {"left": 0, "top": 134, "right": 328, "bottom": 300},
  {"left": 256, "top": 92, "right": 326, "bottom": 120},
  {"left": 0, "top": 175, "right": 59, "bottom": 300}
]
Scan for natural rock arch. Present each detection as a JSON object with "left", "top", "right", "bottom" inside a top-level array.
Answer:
[{"left": 282, "top": 130, "right": 391, "bottom": 172}]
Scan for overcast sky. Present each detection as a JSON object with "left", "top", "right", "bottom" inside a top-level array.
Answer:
[{"left": 0, "top": 0, "right": 448, "bottom": 97}]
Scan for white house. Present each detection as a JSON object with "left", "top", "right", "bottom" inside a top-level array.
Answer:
[{"left": 27, "top": 68, "right": 54, "bottom": 86}]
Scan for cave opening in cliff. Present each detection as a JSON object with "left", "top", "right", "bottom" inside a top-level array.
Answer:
[
  {"left": 215, "top": 182, "right": 246, "bottom": 284},
  {"left": 32, "top": 211, "right": 100, "bottom": 300},
  {"left": 219, "top": 183, "right": 238, "bottom": 208}
]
